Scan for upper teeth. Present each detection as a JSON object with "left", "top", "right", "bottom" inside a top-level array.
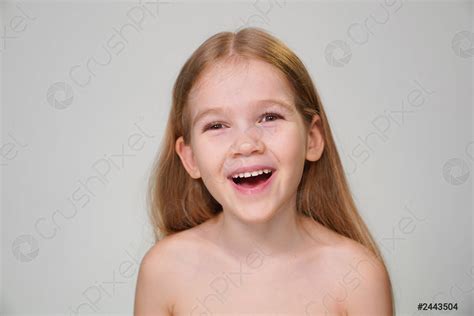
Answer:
[{"left": 231, "top": 169, "right": 272, "bottom": 179}]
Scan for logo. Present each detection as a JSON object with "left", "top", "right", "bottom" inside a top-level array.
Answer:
[
  {"left": 325, "top": 40, "right": 352, "bottom": 67},
  {"left": 443, "top": 158, "right": 470, "bottom": 185},
  {"left": 12, "top": 234, "right": 39, "bottom": 262},
  {"left": 452, "top": 31, "right": 474, "bottom": 58},
  {"left": 47, "top": 81, "right": 74, "bottom": 109}
]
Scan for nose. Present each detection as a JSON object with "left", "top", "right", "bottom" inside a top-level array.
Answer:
[{"left": 229, "top": 124, "right": 266, "bottom": 157}]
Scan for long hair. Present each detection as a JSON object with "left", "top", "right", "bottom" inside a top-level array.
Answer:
[{"left": 147, "top": 26, "right": 394, "bottom": 310}]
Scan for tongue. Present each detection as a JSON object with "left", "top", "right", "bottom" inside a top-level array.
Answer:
[{"left": 237, "top": 173, "right": 271, "bottom": 188}]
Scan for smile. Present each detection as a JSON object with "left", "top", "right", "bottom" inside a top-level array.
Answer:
[{"left": 228, "top": 170, "right": 276, "bottom": 195}]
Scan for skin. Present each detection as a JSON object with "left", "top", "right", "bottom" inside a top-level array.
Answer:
[{"left": 134, "top": 58, "right": 393, "bottom": 315}]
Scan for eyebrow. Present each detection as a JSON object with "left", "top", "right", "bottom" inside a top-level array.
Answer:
[{"left": 192, "top": 99, "right": 294, "bottom": 127}]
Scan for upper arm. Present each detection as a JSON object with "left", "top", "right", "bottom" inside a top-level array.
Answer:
[
  {"left": 134, "top": 243, "right": 175, "bottom": 316},
  {"left": 343, "top": 248, "right": 394, "bottom": 316}
]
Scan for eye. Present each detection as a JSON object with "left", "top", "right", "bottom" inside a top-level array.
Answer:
[
  {"left": 203, "top": 122, "right": 225, "bottom": 132},
  {"left": 261, "top": 112, "right": 283, "bottom": 122},
  {"left": 202, "top": 112, "right": 283, "bottom": 132}
]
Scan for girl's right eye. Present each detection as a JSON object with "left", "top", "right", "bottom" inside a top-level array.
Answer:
[{"left": 203, "top": 122, "right": 224, "bottom": 132}]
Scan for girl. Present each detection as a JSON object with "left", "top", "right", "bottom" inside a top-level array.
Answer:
[{"left": 134, "top": 27, "right": 394, "bottom": 315}]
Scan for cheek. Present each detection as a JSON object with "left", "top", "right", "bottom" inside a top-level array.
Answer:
[
  {"left": 193, "top": 138, "right": 227, "bottom": 180},
  {"left": 267, "top": 126, "right": 306, "bottom": 162}
]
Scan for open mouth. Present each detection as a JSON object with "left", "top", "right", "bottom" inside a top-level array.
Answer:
[{"left": 230, "top": 171, "right": 273, "bottom": 189}]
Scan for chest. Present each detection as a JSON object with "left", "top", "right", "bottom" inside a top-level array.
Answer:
[{"left": 170, "top": 255, "right": 347, "bottom": 315}]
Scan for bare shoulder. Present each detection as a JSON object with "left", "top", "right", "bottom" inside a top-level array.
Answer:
[
  {"left": 301, "top": 218, "right": 393, "bottom": 315},
  {"left": 320, "top": 231, "right": 393, "bottom": 315},
  {"left": 134, "top": 228, "right": 204, "bottom": 316}
]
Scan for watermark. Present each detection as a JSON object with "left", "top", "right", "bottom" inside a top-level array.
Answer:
[
  {"left": 1, "top": 132, "right": 28, "bottom": 166},
  {"left": 46, "top": 0, "right": 162, "bottom": 110},
  {"left": 442, "top": 141, "right": 473, "bottom": 186},
  {"left": 11, "top": 116, "right": 155, "bottom": 262},
  {"left": 305, "top": 199, "right": 426, "bottom": 314},
  {"left": 377, "top": 199, "right": 427, "bottom": 257},
  {"left": 68, "top": 240, "right": 148, "bottom": 314},
  {"left": 325, "top": 40, "right": 351, "bottom": 67},
  {"left": 12, "top": 233, "right": 39, "bottom": 262},
  {"left": 410, "top": 265, "right": 474, "bottom": 316},
  {"left": 343, "top": 78, "right": 435, "bottom": 176},
  {"left": 325, "top": 0, "right": 403, "bottom": 67},
  {"left": 47, "top": 81, "right": 74, "bottom": 110},
  {"left": 190, "top": 241, "right": 272, "bottom": 315},
  {"left": 0, "top": 2, "right": 37, "bottom": 53},
  {"left": 235, "top": 0, "right": 286, "bottom": 31},
  {"left": 451, "top": 30, "right": 474, "bottom": 59},
  {"left": 305, "top": 252, "right": 383, "bottom": 315},
  {"left": 304, "top": 198, "right": 427, "bottom": 314}
]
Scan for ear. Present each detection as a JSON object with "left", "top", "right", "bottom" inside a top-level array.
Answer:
[
  {"left": 175, "top": 136, "right": 201, "bottom": 179},
  {"left": 306, "top": 114, "right": 325, "bottom": 162}
]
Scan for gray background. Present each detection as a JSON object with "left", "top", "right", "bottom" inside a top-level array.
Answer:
[{"left": 1, "top": 0, "right": 472, "bottom": 315}]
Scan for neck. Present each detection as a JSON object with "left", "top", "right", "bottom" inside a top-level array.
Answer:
[{"left": 213, "top": 199, "right": 309, "bottom": 262}]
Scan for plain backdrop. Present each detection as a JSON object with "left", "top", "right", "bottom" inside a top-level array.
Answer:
[{"left": 1, "top": 0, "right": 473, "bottom": 315}]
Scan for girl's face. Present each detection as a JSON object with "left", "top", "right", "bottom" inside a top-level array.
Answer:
[{"left": 175, "top": 58, "right": 324, "bottom": 223}]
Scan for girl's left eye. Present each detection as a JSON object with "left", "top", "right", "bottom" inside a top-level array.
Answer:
[{"left": 261, "top": 112, "right": 283, "bottom": 122}]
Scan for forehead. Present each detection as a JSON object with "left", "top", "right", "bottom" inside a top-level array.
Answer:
[{"left": 188, "top": 58, "right": 295, "bottom": 120}]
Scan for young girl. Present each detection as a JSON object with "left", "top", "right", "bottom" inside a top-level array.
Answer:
[{"left": 134, "top": 27, "right": 394, "bottom": 315}]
